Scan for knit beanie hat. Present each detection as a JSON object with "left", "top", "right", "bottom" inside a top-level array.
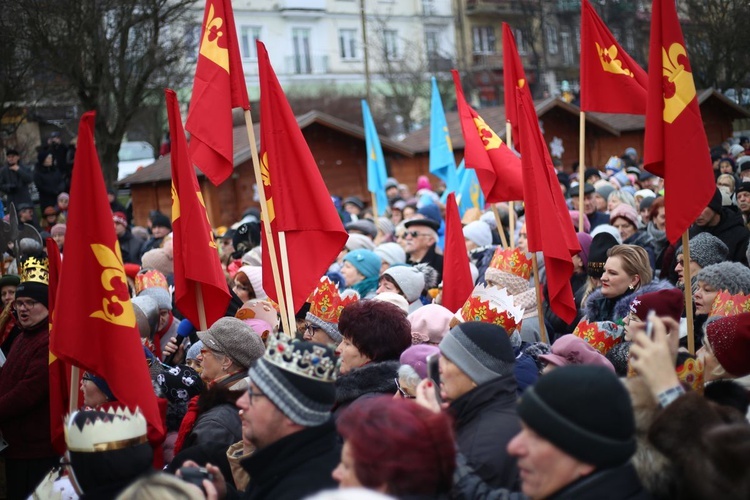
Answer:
[
  {"left": 85, "top": 372, "right": 115, "bottom": 401},
  {"left": 345, "top": 233, "right": 376, "bottom": 251},
  {"left": 186, "top": 340, "right": 203, "bottom": 362},
  {"left": 595, "top": 184, "right": 615, "bottom": 202},
  {"left": 408, "top": 303, "right": 454, "bottom": 345},
  {"left": 198, "top": 317, "right": 266, "bottom": 370},
  {"left": 343, "top": 249, "right": 382, "bottom": 279},
  {"left": 706, "top": 313, "right": 750, "bottom": 377},
  {"left": 375, "top": 242, "right": 406, "bottom": 266},
  {"left": 372, "top": 292, "right": 409, "bottom": 315},
  {"left": 463, "top": 221, "right": 493, "bottom": 248},
  {"left": 708, "top": 188, "right": 723, "bottom": 214},
  {"left": 51, "top": 224, "right": 66, "bottom": 236},
  {"left": 576, "top": 233, "right": 593, "bottom": 269},
  {"left": 676, "top": 233, "right": 728, "bottom": 269},
  {"left": 695, "top": 262, "right": 750, "bottom": 295},
  {"left": 236, "top": 265, "right": 268, "bottom": 300},
  {"left": 399, "top": 344, "right": 440, "bottom": 380},
  {"left": 609, "top": 204, "right": 638, "bottom": 228},
  {"left": 518, "top": 365, "right": 636, "bottom": 468},
  {"left": 376, "top": 217, "right": 395, "bottom": 238},
  {"left": 587, "top": 233, "right": 618, "bottom": 278},
  {"left": 730, "top": 144, "right": 745, "bottom": 159},
  {"left": 439, "top": 322, "right": 516, "bottom": 385},
  {"left": 141, "top": 248, "right": 174, "bottom": 276},
  {"left": 138, "top": 287, "right": 172, "bottom": 311},
  {"left": 383, "top": 265, "right": 426, "bottom": 303},
  {"left": 629, "top": 288, "right": 684, "bottom": 322},
  {"left": 585, "top": 167, "right": 602, "bottom": 182},
  {"left": 249, "top": 339, "right": 337, "bottom": 426},
  {"left": 150, "top": 212, "right": 172, "bottom": 231}
]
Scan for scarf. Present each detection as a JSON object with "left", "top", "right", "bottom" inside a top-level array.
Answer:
[
  {"left": 350, "top": 276, "right": 379, "bottom": 298},
  {"left": 172, "top": 395, "right": 199, "bottom": 456},
  {"left": 646, "top": 221, "right": 668, "bottom": 252}
]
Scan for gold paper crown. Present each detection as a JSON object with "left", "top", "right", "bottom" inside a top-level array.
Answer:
[
  {"left": 308, "top": 277, "right": 357, "bottom": 324},
  {"left": 20, "top": 255, "right": 49, "bottom": 285},
  {"left": 458, "top": 284, "right": 525, "bottom": 334},
  {"left": 709, "top": 290, "right": 750, "bottom": 318},
  {"left": 134, "top": 269, "right": 168, "bottom": 295},
  {"left": 65, "top": 407, "right": 147, "bottom": 453},
  {"left": 264, "top": 336, "right": 338, "bottom": 382},
  {"left": 487, "top": 247, "right": 532, "bottom": 281}
]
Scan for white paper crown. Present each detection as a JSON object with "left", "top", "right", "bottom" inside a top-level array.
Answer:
[
  {"left": 264, "top": 336, "right": 339, "bottom": 383},
  {"left": 65, "top": 406, "right": 147, "bottom": 453}
]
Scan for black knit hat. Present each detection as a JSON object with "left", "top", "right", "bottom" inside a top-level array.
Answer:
[
  {"left": 587, "top": 233, "right": 618, "bottom": 278},
  {"left": 150, "top": 212, "right": 172, "bottom": 231},
  {"left": 439, "top": 322, "right": 516, "bottom": 385},
  {"left": 518, "top": 365, "right": 636, "bottom": 468},
  {"left": 708, "top": 188, "right": 723, "bottom": 214}
]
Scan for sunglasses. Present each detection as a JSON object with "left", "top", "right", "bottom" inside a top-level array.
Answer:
[{"left": 404, "top": 231, "right": 430, "bottom": 239}]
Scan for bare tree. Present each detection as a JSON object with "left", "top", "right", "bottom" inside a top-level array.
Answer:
[{"left": 10, "top": 0, "right": 197, "bottom": 186}]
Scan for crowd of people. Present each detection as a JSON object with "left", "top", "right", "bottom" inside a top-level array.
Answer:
[{"left": 0, "top": 138, "right": 749, "bottom": 500}]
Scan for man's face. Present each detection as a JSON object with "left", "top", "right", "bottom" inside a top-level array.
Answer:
[
  {"left": 19, "top": 209, "right": 33, "bottom": 222},
  {"left": 583, "top": 193, "right": 596, "bottom": 215},
  {"left": 6, "top": 153, "right": 18, "bottom": 166},
  {"left": 343, "top": 203, "right": 361, "bottom": 216},
  {"left": 694, "top": 207, "right": 717, "bottom": 227},
  {"left": 114, "top": 221, "right": 126, "bottom": 237},
  {"left": 738, "top": 191, "right": 750, "bottom": 213},
  {"left": 402, "top": 227, "right": 434, "bottom": 254},
  {"left": 15, "top": 297, "right": 49, "bottom": 330},
  {"left": 151, "top": 226, "right": 170, "bottom": 239},
  {"left": 507, "top": 424, "right": 594, "bottom": 499},
  {"left": 237, "top": 382, "right": 289, "bottom": 450},
  {"left": 0, "top": 285, "right": 16, "bottom": 307},
  {"left": 158, "top": 309, "right": 170, "bottom": 331}
]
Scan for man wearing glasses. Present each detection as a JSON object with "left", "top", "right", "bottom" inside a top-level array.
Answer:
[
  {"left": 403, "top": 218, "right": 443, "bottom": 282},
  {"left": 0, "top": 262, "right": 58, "bottom": 499}
]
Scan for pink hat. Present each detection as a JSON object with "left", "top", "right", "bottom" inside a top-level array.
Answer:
[
  {"left": 399, "top": 344, "right": 440, "bottom": 379},
  {"left": 241, "top": 318, "right": 273, "bottom": 339},
  {"left": 609, "top": 204, "right": 638, "bottom": 228},
  {"left": 539, "top": 334, "right": 615, "bottom": 372},
  {"left": 416, "top": 175, "right": 431, "bottom": 191},
  {"left": 407, "top": 304, "right": 454, "bottom": 345}
]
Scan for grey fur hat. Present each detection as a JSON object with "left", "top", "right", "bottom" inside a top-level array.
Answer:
[
  {"left": 677, "top": 233, "right": 729, "bottom": 269},
  {"left": 695, "top": 262, "right": 750, "bottom": 295}
]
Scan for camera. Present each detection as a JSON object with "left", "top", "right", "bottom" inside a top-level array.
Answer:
[{"left": 178, "top": 466, "right": 213, "bottom": 494}]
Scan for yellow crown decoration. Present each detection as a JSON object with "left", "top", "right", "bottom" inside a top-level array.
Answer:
[
  {"left": 20, "top": 255, "right": 49, "bottom": 285},
  {"left": 709, "top": 290, "right": 750, "bottom": 318},
  {"left": 308, "top": 277, "right": 353, "bottom": 324},
  {"left": 457, "top": 284, "right": 525, "bottom": 334},
  {"left": 65, "top": 407, "right": 147, "bottom": 453}
]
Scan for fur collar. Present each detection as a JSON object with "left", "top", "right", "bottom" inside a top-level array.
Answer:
[
  {"left": 335, "top": 360, "right": 400, "bottom": 406},
  {"left": 585, "top": 280, "right": 675, "bottom": 323}
]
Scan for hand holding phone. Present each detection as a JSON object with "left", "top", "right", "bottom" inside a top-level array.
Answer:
[{"left": 426, "top": 353, "right": 443, "bottom": 404}]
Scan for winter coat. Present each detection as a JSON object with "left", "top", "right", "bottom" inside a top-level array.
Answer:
[
  {"left": 118, "top": 228, "right": 144, "bottom": 265},
  {"left": 0, "top": 164, "right": 33, "bottom": 207},
  {"left": 141, "top": 235, "right": 165, "bottom": 258},
  {"left": 234, "top": 419, "right": 340, "bottom": 500},
  {"left": 182, "top": 375, "right": 245, "bottom": 453},
  {"left": 333, "top": 360, "right": 400, "bottom": 417},
  {"left": 584, "top": 280, "right": 675, "bottom": 324},
  {"left": 33, "top": 165, "right": 65, "bottom": 211},
  {"left": 408, "top": 244, "right": 444, "bottom": 284},
  {"left": 450, "top": 374, "right": 521, "bottom": 490},
  {"left": 690, "top": 206, "right": 750, "bottom": 265},
  {"left": 587, "top": 211, "right": 610, "bottom": 230},
  {"left": 0, "top": 319, "right": 57, "bottom": 460},
  {"left": 623, "top": 231, "right": 656, "bottom": 270}
]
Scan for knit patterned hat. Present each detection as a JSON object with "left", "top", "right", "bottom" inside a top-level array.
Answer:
[
  {"left": 695, "top": 262, "right": 750, "bottom": 295},
  {"left": 305, "top": 276, "right": 358, "bottom": 343},
  {"left": 198, "top": 317, "right": 266, "bottom": 370},
  {"left": 383, "top": 265, "right": 425, "bottom": 303},
  {"left": 676, "top": 233, "right": 728, "bottom": 269},
  {"left": 587, "top": 233, "right": 619, "bottom": 278},
  {"left": 439, "top": 322, "right": 516, "bottom": 385},
  {"left": 629, "top": 288, "right": 684, "bottom": 322}
]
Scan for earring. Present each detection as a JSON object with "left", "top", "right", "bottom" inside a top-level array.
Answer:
[{"left": 628, "top": 284, "right": 635, "bottom": 291}]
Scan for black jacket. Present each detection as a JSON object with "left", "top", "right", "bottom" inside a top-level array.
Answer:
[
  {"left": 33, "top": 165, "right": 65, "bottom": 211},
  {"left": 236, "top": 419, "right": 340, "bottom": 500},
  {"left": 118, "top": 229, "right": 144, "bottom": 265},
  {"left": 690, "top": 207, "right": 750, "bottom": 264},
  {"left": 408, "top": 244, "right": 444, "bottom": 283},
  {"left": 333, "top": 360, "right": 400, "bottom": 417},
  {"left": 0, "top": 164, "right": 33, "bottom": 207},
  {"left": 450, "top": 375, "right": 521, "bottom": 490},
  {"left": 587, "top": 211, "right": 610, "bottom": 230}
]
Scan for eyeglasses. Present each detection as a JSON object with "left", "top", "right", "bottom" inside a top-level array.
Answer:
[
  {"left": 246, "top": 387, "right": 268, "bottom": 405},
  {"left": 13, "top": 299, "right": 39, "bottom": 311},
  {"left": 394, "top": 378, "right": 415, "bottom": 399},
  {"left": 404, "top": 231, "right": 430, "bottom": 239},
  {"left": 305, "top": 323, "right": 322, "bottom": 333},
  {"left": 199, "top": 348, "right": 223, "bottom": 359}
]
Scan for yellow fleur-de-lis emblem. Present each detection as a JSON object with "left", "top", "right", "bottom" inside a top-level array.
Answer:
[
  {"left": 171, "top": 181, "right": 180, "bottom": 222},
  {"left": 195, "top": 190, "right": 218, "bottom": 249},
  {"left": 661, "top": 42, "right": 696, "bottom": 124},
  {"left": 200, "top": 3, "right": 229, "bottom": 73},
  {"left": 260, "top": 152, "right": 275, "bottom": 223},
  {"left": 470, "top": 183, "right": 481, "bottom": 209},
  {"left": 595, "top": 42, "right": 634, "bottom": 77},
  {"left": 90, "top": 243, "right": 136, "bottom": 327},
  {"left": 473, "top": 116, "right": 501, "bottom": 151}
]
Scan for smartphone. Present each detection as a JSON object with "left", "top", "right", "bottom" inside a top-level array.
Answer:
[
  {"left": 426, "top": 353, "right": 443, "bottom": 404},
  {"left": 645, "top": 310, "right": 655, "bottom": 339}
]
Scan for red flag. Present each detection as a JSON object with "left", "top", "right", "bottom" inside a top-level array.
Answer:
[
  {"left": 517, "top": 91, "right": 580, "bottom": 323},
  {"left": 49, "top": 112, "right": 164, "bottom": 443},
  {"left": 452, "top": 70, "right": 523, "bottom": 203},
  {"left": 442, "top": 193, "right": 474, "bottom": 312},
  {"left": 257, "top": 41, "right": 348, "bottom": 312},
  {"left": 644, "top": 0, "right": 714, "bottom": 243},
  {"left": 502, "top": 23, "right": 533, "bottom": 152},
  {"left": 167, "top": 89, "right": 230, "bottom": 328},
  {"left": 185, "top": 0, "right": 250, "bottom": 186},
  {"left": 580, "top": 0, "right": 648, "bottom": 114}
]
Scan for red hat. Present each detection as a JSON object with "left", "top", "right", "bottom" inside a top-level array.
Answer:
[
  {"left": 628, "top": 288, "right": 684, "bottom": 322},
  {"left": 706, "top": 312, "right": 750, "bottom": 377},
  {"left": 112, "top": 211, "right": 128, "bottom": 226}
]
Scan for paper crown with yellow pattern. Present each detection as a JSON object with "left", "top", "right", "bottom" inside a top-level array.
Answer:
[
  {"left": 488, "top": 247, "right": 532, "bottom": 280},
  {"left": 453, "top": 284, "right": 525, "bottom": 334},
  {"left": 709, "top": 290, "right": 750, "bottom": 318},
  {"left": 134, "top": 269, "right": 169, "bottom": 295},
  {"left": 65, "top": 407, "right": 148, "bottom": 453},
  {"left": 19, "top": 255, "right": 49, "bottom": 285},
  {"left": 307, "top": 276, "right": 355, "bottom": 324},
  {"left": 573, "top": 319, "right": 624, "bottom": 355}
]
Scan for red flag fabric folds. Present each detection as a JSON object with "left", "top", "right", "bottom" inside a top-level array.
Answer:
[
  {"left": 185, "top": 0, "right": 250, "bottom": 186},
  {"left": 643, "top": 0, "right": 714, "bottom": 243},
  {"left": 442, "top": 193, "right": 475, "bottom": 313},
  {"left": 502, "top": 23, "right": 533, "bottom": 152},
  {"left": 167, "top": 89, "right": 231, "bottom": 328},
  {"left": 49, "top": 112, "right": 164, "bottom": 443},
  {"left": 580, "top": 0, "right": 648, "bottom": 114},
  {"left": 257, "top": 41, "right": 348, "bottom": 312},
  {"left": 452, "top": 70, "right": 523, "bottom": 203}
]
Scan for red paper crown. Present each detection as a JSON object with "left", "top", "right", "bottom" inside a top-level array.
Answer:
[
  {"left": 487, "top": 247, "right": 532, "bottom": 280},
  {"left": 308, "top": 277, "right": 356, "bottom": 324},
  {"left": 573, "top": 319, "right": 624, "bottom": 355},
  {"left": 676, "top": 356, "right": 704, "bottom": 393},
  {"left": 709, "top": 290, "right": 750, "bottom": 318},
  {"left": 459, "top": 285, "right": 525, "bottom": 334},
  {"left": 337, "top": 291, "right": 359, "bottom": 317},
  {"left": 134, "top": 269, "right": 168, "bottom": 295}
]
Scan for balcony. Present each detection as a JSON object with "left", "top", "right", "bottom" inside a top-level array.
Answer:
[
  {"left": 472, "top": 53, "right": 503, "bottom": 69},
  {"left": 284, "top": 55, "right": 329, "bottom": 75},
  {"left": 465, "top": 0, "right": 524, "bottom": 16},
  {"left": 279, "top": 0, "right": 326, "bottom": 18}
]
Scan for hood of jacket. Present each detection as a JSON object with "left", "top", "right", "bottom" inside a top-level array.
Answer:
[{"left": 585, "top": 280, "right": 675, "bottom": 323}]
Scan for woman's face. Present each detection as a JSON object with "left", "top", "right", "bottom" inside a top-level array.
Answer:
[
  {"left": 402, "top": 206, "right": 416, "bottom": 220},
  {"left": 81, "top": 374, "right": 109, "bottom": 408},
  {"left": 232, "top": 274, "right": 253, "bottom": 303},
  {"left": 376, "top": 277, "right": 402, "bottom": 297},
  {"left": 623, "top": 312, "right": 645, "bottom": 342},
  {"left": 332, "top": 441, "right": 365, "bottom": 489},
  {"left": 518, "top": 224, "right": 528, "bottom": 254},
  {"left": 697, "top": 338, "right": 722, "bottom": 383},
  {"left": 58, "top": 197, "right": 69, "bottom": 209},
  {"left": 612, "top": 217, "right": 637, "bottom": 241},
  {"left": 654, "top": 207, "right": 666, "bottom": 231},
  {"left": 694, "top": 281, "right": 719, "bottom": 315},
  {"left": 391, "top": 209, "right": 403, "bottom": 225},
  {"left": 595, "top": 194, "right": 608, "bottom": 212},
  {"left": 572, "top": 254, "right": 583, "bottom": 274},
  {"left": 335, "top": 337, "right": 371, "bottom": 374},
  {"left": 197, "top": 348, "right": 226, "bottom": 383},
  {"left": 607, "top": 196, "right": 621, "bottom": 213},
  {"left": 438, "top": 355, "right": 476, "bottom": 402},
  {"left": 340, "top": 261, "right": 364, "bottom": 287},
  {"left": 675, "top": 255, "right": 701, "bottom": 287},
  {"left": 719, "top": 161, "right": 734, "bottom": 174},
  {"left": 600, "top": 256, "right": 638, "bottom": 298}
]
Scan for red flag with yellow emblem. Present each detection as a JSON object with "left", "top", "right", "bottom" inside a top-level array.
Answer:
[
  {"left": 644, "top": 0, "right": 714, "bottom": 243},
  {"left": 185, "top": 0, "right": 250, "bottom": 186},
  {"left": 168, "top": 89, "right": 230, "bottom": 328},
  {"left": 452, "top": 69, "right": 523, "bottom": 203},
  {"left": 257, "top": 41, "right": 348, "bottom": 312},
  {"left": 502, "top": 23, "right": 533, "bottom": 152},
  {"left": 580, "top": 0, "right": 648, "bottom": 114},
  {"left": 50, "top": 112, "right": 164, "bottom": 442}
]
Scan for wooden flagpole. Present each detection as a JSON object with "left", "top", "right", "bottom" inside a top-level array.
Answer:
[
  {"left": 195, "top": 283, "right": 208, "bottom": 331},
  {"left": 69, "top": 366, "right": 79, "bottom": 412},
  {"left": 681, "top": 232, "right": 695, "bottom": 354},
  {"left": 506, "top": 122, "right": 516, "bottom": 248},
  {"left": 491, "top": 205, "right": 509, "bottom": 249},
  {"left": 244, "top": 110, "right": 292, "bottom": 336},
  {"left": 531, "top": 254, "right": 549, "bottom": 345},
  {"left": 277, "top": 233, "right": 298, "bottom": 337},
  {"left": 370, "top": 193, "right": 379, "bottom": 220},
  {"left": 578, "top": 112, "right": 586, "bottom": 233}
]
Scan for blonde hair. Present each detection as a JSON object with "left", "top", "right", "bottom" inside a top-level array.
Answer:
[
  {"left": 116, "top": 472, "right": 204, "bottom": 500},
  {"left": 606, "top": 245, "right": 652, "bottom": 289},
  {"left": 716, "top": 174, "right": 735, "bottom": 192}
]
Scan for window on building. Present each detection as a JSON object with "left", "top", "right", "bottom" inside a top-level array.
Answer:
[
  {"left": 472, "top": 26, "right": 495, "bottom": 54},
  {"left": 425, "top": 29, "right": 439, "bottom": 58},
  {"left": 383, "top": 29, "right": 399, "bottom": 60},
  {"left": 625, "top": 30, "right": 635, "bottom": 53},
  {"left": 339, "top": 29, "right": 358, "bottom": 60},
  {"left": 292, "top": 28, "right": 312, "bottom": 74},
  {"left": 185, "top": 24, "right": 202, "bottom": 61},
  {"left": 515, "top": 29, "right": 526, "bottom": 55},
  {"left": 575, "top": 27, "right": 580, "bottom": 54},
  {"left": 561, "top": 31, "right": 573, "bottom": 65},
  {"left": 546, "top": 25, "right": 558, "bottom": 55},
  {"left": 240, "top": 26, "right": 261, "bottom": 60}
]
